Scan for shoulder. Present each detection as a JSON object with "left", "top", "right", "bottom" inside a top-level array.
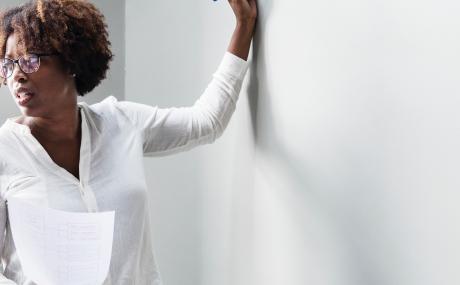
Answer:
[
  {"left": 0, "top": 134, "right": 23, "bottom": 197},
  {"left": 84, "top": 95, "right": 119, "bottom": 117},
  {"left": 0, "top": 120, "right": 21, "bottom": 155},
  {"left": 84, "top": 95, "right": 158, "bottom": 130},
  {"left": 78, "top": 95, "right": 131, "bottom": 130},
  {"left": 0, "top": 122, "right": 30, "bottom": 170},
  {"left": 85, "top": 95, "right": 135, "bottom": 119}
]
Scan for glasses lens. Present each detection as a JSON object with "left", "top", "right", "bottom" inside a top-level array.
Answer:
[
  {"left": 0, "top": 59, "right": 13, "bottom": 78},
  {"left": 19, "top": 54, "right": 40, "bottom": 73}
]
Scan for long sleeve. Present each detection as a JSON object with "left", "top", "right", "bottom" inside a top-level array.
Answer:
[
  {"left": 0, "top": 164, "right": 18, "bottom": 284},
  {"left": 111, "top": 51, "right": 250, "bottom": 156}
]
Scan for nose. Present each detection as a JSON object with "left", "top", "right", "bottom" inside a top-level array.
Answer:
[{"left": 10, "top": 62, "right": 27, "bottom": 83}]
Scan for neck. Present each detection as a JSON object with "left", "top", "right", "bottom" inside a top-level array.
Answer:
[{"left": 25, "top": 105, "right": 81, "bottom": 142}]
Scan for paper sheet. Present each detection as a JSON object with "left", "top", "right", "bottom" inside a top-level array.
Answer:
[{"left": 7, "top": 198, "right": 115, "bottom": 285}]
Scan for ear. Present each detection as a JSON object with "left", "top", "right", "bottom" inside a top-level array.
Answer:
[{"left": 66, "top": 68, "right": 76, "bottom": 78}]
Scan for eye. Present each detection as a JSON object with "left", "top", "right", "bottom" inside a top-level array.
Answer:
[
  {"left": 23, "top": 54, "right": 34, "bottom": 60},
  {"left": 25, "top": 54, "right": 39, "bottom": 62}
]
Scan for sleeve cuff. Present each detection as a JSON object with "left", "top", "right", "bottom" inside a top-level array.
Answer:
[{"left": 216, "top": 51, "right": 250, "bottom": 80}]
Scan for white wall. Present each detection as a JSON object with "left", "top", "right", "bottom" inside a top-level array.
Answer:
[
  {"left": 128, "top": 0, "right": 460, "bottom": 285},
  {"left": 248, "top": 1, "right": 460, "bottom": 285},
  {"left": 0, "top": 0, "right": 25, "bottom": 120},
  {"left": 125, "top": 1, "right": 235, "bottom": 284}
]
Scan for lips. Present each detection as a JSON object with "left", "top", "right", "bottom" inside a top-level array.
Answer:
[
  {"left": 15, "top": 87, "right": 36, "bottom": 106},
  {"left": 18, "top": 93, "right": 34, "bottom": 106}
]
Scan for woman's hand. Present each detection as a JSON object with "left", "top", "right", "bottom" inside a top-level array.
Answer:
[
  {"left": 228, "top": 0, "right": 258, "bottom": 25},
  {"left": 226, "top": 0, "right": 258, "bottom": 61}
]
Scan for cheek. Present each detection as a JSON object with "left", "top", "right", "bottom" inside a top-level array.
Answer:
[
  {"left": 33, "top": 65, "right": 65, "bottom": 84},
  {"left": 34, "top": 75, "right": 73, "bottom": 100}
]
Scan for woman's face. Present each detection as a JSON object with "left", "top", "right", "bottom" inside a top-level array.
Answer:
[{"left": 4, "top": 33, "right": 77, "bottom": 118}]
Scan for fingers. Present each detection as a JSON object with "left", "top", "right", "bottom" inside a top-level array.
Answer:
[{"left": 227, "top": 0, "right": 258, "bottom": 20}]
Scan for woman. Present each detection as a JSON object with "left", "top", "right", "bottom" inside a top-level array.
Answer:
[{"left": 0, "top": 0, "right": 257, "bottom": 284}]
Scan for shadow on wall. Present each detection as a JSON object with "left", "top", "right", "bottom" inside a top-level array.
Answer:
[
  {"left": 247, "top": 0, "right": 318, "bottom": 210},
  {"left": 245, "top": 2, "right": 391, "bottom": 284}
]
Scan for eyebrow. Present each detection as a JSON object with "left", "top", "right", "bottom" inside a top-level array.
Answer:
[
  {"left": 4, "top": 53, "right": 28, "bottom": 58},
  {"left": 4, "top": 53, "right": 17, "bottom": 58}
]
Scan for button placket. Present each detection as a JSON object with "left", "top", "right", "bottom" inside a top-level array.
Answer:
[
  {"left": 78, "top": 104, "right": 99, "bottom": 213},
  {"left": 79, "top": 182, "right": 85, "bottom": 196}
]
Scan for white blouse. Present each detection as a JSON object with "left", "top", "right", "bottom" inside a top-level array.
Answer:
[{"left": 0, "top": 51, "right": 249, "bottom": 285}]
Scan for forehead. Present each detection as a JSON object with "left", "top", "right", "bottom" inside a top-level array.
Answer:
[{"left": 5, "top": 33, "right": 27, "bottom": 58}]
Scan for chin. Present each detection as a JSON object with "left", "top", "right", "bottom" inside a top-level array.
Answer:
[{"left": 18, "top": 106, "right": 39, "bottom": 118}]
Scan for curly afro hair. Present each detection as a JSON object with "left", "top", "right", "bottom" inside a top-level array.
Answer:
[{"left": 0, "top": 0, "right": 113, "bottom": 96}]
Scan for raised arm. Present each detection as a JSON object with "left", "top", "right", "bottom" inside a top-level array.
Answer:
[
  {"left": 105, "top": 1, "right": 258, "bottom": 157},
  {"left": 227, "top": 0, "right": 258, "bottom": 61}
]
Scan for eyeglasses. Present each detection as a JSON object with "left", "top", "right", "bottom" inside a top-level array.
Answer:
[{"left": 0, "top": 53, "right": 57, "bottom": 79}]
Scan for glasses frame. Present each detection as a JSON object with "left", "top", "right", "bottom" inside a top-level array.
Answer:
[{"left": 0, "top": 53, "right": 58, "bottom": 79}]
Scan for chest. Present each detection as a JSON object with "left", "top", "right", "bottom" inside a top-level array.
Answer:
[
  {"left": 4, "top": 120, "right": 149, "bottom": 213},
  {"left": 40, "top": 140, "right": 81, "bottom": 180}
]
